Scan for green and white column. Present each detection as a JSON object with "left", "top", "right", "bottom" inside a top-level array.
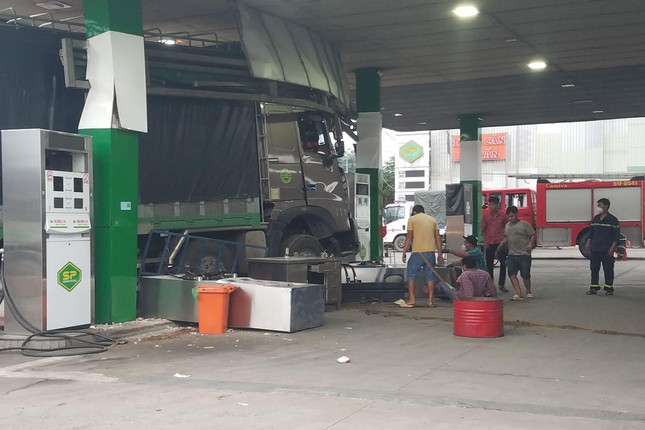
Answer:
[
  {"left": 355, "top": 68, "right": 383, "bottom": 262},
  {"left": 80, "top": 0, "right": 147, "bottom": 323},
  {"left": 458, "top": 114, "right": 483, "bottom": 239}
]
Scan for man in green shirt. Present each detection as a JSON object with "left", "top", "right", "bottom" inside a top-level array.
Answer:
[
  {"left": 446, "top": 235, "right": 488, "bottom": 287},
  {"left": 445, "top": 235, "right": 486, "bottom": 270},
  {"left": 498, "top": 206, "right": 536, "bottom": 301}
]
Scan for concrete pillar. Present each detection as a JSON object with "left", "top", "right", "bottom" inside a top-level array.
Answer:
[
  {"left": 458, "top": 114, "right": 483, "bottom": 239},
  {"left": 80, "top": 0, "right": 147, "bottom": 323},
  {"left": 355, "top": 67, "right": 383, "bottom": 261}
]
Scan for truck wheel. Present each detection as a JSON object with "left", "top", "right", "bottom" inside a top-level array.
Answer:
[
  {"left": 393, "top": 234, "right": 407, "bottom": 252},
  {"left": 577, "top": 230, "right": 591, "bottom": 259},
  {"left": 184, "top": 240, "right": 233, "bottom": 277},
  {"left": 282, "top": 234, "right": 324, "bottom": 257}
]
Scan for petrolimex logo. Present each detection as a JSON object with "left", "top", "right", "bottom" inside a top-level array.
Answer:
[
  {"left": 58, "top": 262, "right": 82, "bottom": 292},
  {"left": 399, "top": 140, "right": 423, "bottom": 163}
]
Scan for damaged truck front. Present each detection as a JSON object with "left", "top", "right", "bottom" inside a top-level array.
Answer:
[{"left": 0, "top": 24, "right": 359, "bottom": 274}]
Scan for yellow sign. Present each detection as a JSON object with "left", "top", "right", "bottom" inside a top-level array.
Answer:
[{"left": 399, "top": 141, "right": 423, "bottom": 163}]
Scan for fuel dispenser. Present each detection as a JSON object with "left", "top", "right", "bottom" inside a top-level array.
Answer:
[
  {"left": 1, "top": 129, "right": 93, "bottom": 336},
  {"left": 346, "top": 173, "right": 371, "bottom": 261},
  {"left": 354, "top": 174, "right": 371, "bottom": 261}
]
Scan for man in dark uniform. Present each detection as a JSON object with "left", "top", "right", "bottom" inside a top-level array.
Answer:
[{"left": 585, "top": 198, "right": 620, "bottom": 296}]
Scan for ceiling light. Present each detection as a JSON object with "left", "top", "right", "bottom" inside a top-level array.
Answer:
[
  {"left": 36, "top": 1, "right": 71, "bottom": 10},
  {"left": 574, "top": 99, "right": 592, "bottom": 104},
  {"left": 452, "top": 5, "right": 479, "bottom": 18},
  {"left": 161, "top": 39, "right": 176, "bottom": 45},
  {"left": 418, "top": 122, "right": 427, "bottom": 125},
  {"left": 592, "top": 110, "right": 604, "bottom": 114},
  {"left": 528, "top": 61, "right": 547, "bottom": 70},
  {"left": 561, "top": 83, "right": 575, "bottom": 88},
  {"left": 394, "top": 113, "right": 404, "bottom": 117}
]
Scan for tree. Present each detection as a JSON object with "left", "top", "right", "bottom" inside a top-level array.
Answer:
[{"left": 381, "top": 156, "right": 395, "bottom": 206}]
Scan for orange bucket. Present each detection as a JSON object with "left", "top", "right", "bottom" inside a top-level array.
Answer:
[
  {"left": 453, "top": 297, "right": 504, "bottom": 338},
  {"left": 196, "top": 285, "right": 237, "bottom": 334}
]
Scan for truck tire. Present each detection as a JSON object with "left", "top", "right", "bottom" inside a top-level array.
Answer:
[
  {"left": 282, "top": 234, "right": 324, "bottom": 257},
  {"left": 393, "top": 234, "right": 407, "bottom": 252},
  {"left": 184, "top": 240, "right": 233, "bottom": 277},
  {"left": 577, "top": 230, "right": 591, "bottom": 259}
]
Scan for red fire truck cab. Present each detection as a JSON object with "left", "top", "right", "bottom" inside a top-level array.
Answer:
[{"left": 482, "top": 188, "right": 536, "bottom": 228}]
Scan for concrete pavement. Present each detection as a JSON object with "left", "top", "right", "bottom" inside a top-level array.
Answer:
[{"left": 1, "top": 249, "right": 645, "bottom": 429}]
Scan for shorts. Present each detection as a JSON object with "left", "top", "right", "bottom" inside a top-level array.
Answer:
[
  {"left": 406, "top": 252, "right": 437, "bottom": 282},
  {"left": 507, "top": 254, "right": 531, "bottom": 279}
]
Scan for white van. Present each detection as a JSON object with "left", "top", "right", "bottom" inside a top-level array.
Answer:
[
  {"left": 383, "top": 192, "right": 446, "bottom": 251},
  {"left": 383, "top": 201, "right": 414, "bottom": 251}
]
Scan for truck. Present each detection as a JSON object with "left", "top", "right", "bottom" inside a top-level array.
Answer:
[
  {"left": 533, "top": 178, "right": 643, "bottom": 255},
  {"left": 0, "top": 25, "right": 359, "bottom": 274},
  {"left": 483, "top": 180, "right": 641, "bottom": 258},
  {"left": 482, "top": 188, "right": 536, "bottom": 228}
]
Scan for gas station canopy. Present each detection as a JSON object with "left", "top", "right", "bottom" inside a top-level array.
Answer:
[{"left": 2, "top": 0, "right": 644, "bottom": 131}]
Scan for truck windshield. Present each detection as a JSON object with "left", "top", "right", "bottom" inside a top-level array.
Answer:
[
  {"left": 506, "top": 192, "right": 527, "bottom": 208},
  {"left": 384, "top": 205, "right": 406, "bottom": 224},
  {"left": 298, "top": 115, "right": 331, "bottom": 155}
]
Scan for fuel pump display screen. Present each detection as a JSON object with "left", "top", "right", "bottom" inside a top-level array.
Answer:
[
  {"left": 54, "top": 176, "right": 64, "bottom": 191},
  {"left": 44, "top": 170, "right": 91, "bottom": 233}
]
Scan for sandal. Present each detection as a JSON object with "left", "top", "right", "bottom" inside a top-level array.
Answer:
[{"left": 400, "top": 303, "right": 415, "bottom": 308}]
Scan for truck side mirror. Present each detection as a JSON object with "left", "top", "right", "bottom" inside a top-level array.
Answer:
[
  {"left": 334, "top": 140, "right": 345, "bottom": 158},
  {"left": 332, "top": 117, "right": 345, "bottom": 158}
]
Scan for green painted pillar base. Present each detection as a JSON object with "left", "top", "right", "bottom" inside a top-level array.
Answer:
[
  {"left": 357, "top": 167, "right": 383, "bottom": 261},
  {"left": 458, "top": 114, "right": 482, "bottom": 142},
  {"left": 94, "top": 226, "right": 138, "bottom": 323},
  {"left": 82, "top": 129, "right": 138, "bottom": 323}
]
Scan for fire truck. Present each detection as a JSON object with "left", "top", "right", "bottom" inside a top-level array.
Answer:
[
  {"left": 482, "top": 177, "right": 641, "bottom": 257},
  {"left": 494, "top": 175, "right": 642, "bottom": 257},
  {"left": 534, "top": 178, "right": 642, "bottom": 253}
]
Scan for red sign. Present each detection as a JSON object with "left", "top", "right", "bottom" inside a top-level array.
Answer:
[{"left": 452, "top": 133, "right": 507, "bottom": 162}]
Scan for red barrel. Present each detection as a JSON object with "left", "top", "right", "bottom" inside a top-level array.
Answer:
[{"left": 453, "top": 297, "right": 504, "bottom": 338}]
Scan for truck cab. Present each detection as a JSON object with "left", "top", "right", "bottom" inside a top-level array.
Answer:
[
  {"left": 262, "top": 104, "right": 358, "bottom": 258},
  {"left": 383, "top": 201, "right": 414, "bottom": 251},
  {"left": 482, "top": 188, "right": 536, "bottom": 228}
]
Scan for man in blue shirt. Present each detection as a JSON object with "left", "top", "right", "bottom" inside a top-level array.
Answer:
[{"left": 585, "top": 198, "right": 620, "bottom": 296}]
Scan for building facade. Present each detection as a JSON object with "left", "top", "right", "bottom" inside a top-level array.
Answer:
[{"left": 393, "top": 118, "right": 645, "bottom": 195}]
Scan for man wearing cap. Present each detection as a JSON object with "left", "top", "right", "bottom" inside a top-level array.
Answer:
[
  {"left": 445, "top": 235, "right": 487, "bottom": 287},
  {"left": 401, "top": 204, "right": 444, "bottom": 307}
]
